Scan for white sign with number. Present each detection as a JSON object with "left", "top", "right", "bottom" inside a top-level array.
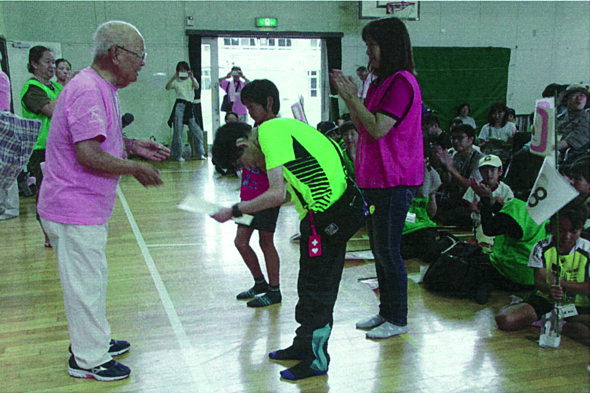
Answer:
[{"left": 526, "top": 156, "right": 579, "bottom": 225}]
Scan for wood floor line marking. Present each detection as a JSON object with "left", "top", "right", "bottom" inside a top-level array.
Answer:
[
  {"left": 147, "top": 243, "right": 202, "bottom": 248},
  {"left": 117, "top": 186, "right": 206, "bottom": 389}
]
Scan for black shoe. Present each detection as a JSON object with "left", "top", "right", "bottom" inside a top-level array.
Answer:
[
  {"left": 247, "top": 291, "right": 282, "bottom": 308},
  {"left": 236, "top": 283, "right": 268, "bottom": 300},
  {"left": 68, "top": 355, "right": 131, "bottom": 381},
  {"left": 69, "top": 339, "right": 130, "bottom": 357},
  {"left": 18, "top": 181, "right": 34, "bottom": 197},
  {"left": 269, "top": 345, "right": 309, "bottom": 361}
]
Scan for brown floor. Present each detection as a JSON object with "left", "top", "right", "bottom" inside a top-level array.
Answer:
[{"left": 1, "top": 158, "right": 588, "bottom": 392}]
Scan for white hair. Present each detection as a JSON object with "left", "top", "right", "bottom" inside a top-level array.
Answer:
[{"left": 92, "top": 20, "right": 140, "bottom": 60}]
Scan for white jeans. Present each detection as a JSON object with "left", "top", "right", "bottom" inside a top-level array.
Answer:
[{"left": 41, "top": 218, "right": 112, "bottom": 369}]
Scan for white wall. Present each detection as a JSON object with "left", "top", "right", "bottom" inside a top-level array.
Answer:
[{"left": 1, "top": 1, "right": 588, "bottom": 142}]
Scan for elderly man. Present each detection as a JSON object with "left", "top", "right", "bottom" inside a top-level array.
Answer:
[
  {"left": 38, "top": 21, "right": 169, "bottom": 381},
  {"left": 356, "top": 66, "right": 375, "bottom": 101},
  {"left": 557, "top": 84, "right": 590, "bottom": 153}
]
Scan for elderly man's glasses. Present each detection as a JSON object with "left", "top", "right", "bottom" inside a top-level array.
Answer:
[{"left": 118, "top": 46, "right": 147, "bottom": 61}]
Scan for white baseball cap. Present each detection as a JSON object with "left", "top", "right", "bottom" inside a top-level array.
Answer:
[{"left": 479, "top": 154, "right": 502, "bottom": 168}]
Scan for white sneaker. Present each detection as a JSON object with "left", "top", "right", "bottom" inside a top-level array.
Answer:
[
  {"left": 356, "top": 314, "right": 385, "bottom": 329},
  {"left": 366, "top": 322, "right": 408, "bottom": 339}
]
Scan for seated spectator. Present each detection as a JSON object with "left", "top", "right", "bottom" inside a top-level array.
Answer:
[
  {"left": 556, "top": 84, "right": 590, "bottom": 155},
  {"left": 454, "top": 103, "right": 476, "bottom": 129},
  {"left": 401, "top": 141, "right": 442, "bottom": 262},
  {"left": 423, "top": 113, "right": 452, "bottom": 150},
  {"left": 478, "top": 101, "right": 517, "bottom": 165},
  {"left": 434, "top": 124, "right": 484, "bottom": 228},
  {"left": 317, "top": 120, "right": 341, "bottom": 142},
  {"left": 449, "top": 118, "right": 463, "bottom": 131},
  {"left": 561, "top": 153, "right": 590, "bottom": 240},
  {"left": 507, "top": 107, "right": 518, "bottom": 130},
  {"left": 462, "top": 155, "right": 514, "bottom": 248},
  {"left": 317, "top": 120, "right": 345, "bottom": 151},
  {"left": 339, "top": 121, "right": 358, "bottom": 178},
  {"left": 336, "top": 113, "right": 352, "bottom": 128},
  {"left": 542, "top": 83, "right": 568, "bottom": 116},
  {"left": 494, "top": 197, "right": 589, "bottom": 348},
  {"left": 225, "top": 111, "right": 240, "bottom": 123},
  {"left": 504, "top": 145, "right": 544, "bottom": 201}
]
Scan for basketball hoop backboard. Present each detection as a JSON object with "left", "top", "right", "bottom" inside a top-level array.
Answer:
[{"left": 359, "top": 1, "right": 420, "bottom": 20}]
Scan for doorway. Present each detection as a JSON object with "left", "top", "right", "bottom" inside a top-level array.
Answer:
[{"left": 190, "top": 31, "right": 343, "bottom": 143}]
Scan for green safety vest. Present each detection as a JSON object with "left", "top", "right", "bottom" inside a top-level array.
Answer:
[{"left": 20, "top": 79, "right": 62, "bottom": 150}]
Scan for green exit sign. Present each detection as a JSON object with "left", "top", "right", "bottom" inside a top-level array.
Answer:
[{"left": 255, "top": 17, "right": 278, "bottom": 28}]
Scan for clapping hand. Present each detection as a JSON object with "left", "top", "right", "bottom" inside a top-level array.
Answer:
[{"left": 330, "top": 69, "right": 358, "bottom": 102}]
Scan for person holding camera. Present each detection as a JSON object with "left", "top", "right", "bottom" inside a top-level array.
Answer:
[
  {"left": 219, "top": 66, "right": 250, "bottom": 122},
  {"left": 166, "top": 61, "right": 206, "bottom": 161}
]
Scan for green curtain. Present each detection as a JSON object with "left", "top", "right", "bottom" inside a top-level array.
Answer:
[{"left": 413, "top": 47, "right": 511, "bottom": 133}]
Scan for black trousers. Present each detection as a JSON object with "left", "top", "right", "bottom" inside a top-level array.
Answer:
[{"left": 292, "top": 213, "right": 347, "bottom": 371}]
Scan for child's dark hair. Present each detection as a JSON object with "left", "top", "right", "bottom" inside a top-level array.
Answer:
[
  {"left": 423, "top": 113, "right": 440, "bottom": 127},
  {"left": 550, "top": 196, "right": 588, "bottom": 231},
  {"left": 211, "top": 122, "right": 252, "bottom": 170},
  {"left": 452, "top": 123, "right": 476, "bottom": 139},
  {"left": 241, "top": 79, "right": 280, "bottom": 115},
  {"left": 568, "top": 154, "right": 589, "bottom": 182},
  {"left": 339, "top": 121, "right": 358, "bottom": 135}
]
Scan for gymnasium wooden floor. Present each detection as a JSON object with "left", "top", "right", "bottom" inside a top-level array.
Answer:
[{"left": 1, "top": 157, "right": 588, "bottom": 393}]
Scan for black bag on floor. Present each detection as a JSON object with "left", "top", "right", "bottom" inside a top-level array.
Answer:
[{"left": 422, "top": 241, "right": 483, "bottom": 296}]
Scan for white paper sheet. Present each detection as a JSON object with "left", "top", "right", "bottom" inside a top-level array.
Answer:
[{"left": 177, "top": 194, "right": 254, "bottom": 226}]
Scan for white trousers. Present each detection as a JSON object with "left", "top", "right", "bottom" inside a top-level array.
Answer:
[{"left": 41, "top": 218, "right": 112, "bottom": 369}]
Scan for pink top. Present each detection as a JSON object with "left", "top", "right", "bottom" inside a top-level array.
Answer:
[
  {"left": 220, "top": 79, "right": 247, "bottom": 115},
  {"left": 38, "top": 68, "right": 124, "bottom": 225},
  {"left": 0, "top": 69, "right": 10, "bottom": 111},
  {"left": 356, "top": 70, "right": 424, "bottom": 189},
  {"left": 240, "top": 166, "right": 269, "bottom": 201}
]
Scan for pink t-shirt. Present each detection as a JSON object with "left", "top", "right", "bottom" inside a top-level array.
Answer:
[
  {"left": 0, "top": 70, "right": 10, "bottom": 111},
  {"left": 220, "top": 79, "right": 247, "bottom": 115},
  {"left": 38, "top": 68, "right": 124, "bottom": 225},
  {"left": 240, "top": 166, "right": 269, "bottom": 201},
  {"left": 356, "top": 70, "right": 424, "bottom": 189}
]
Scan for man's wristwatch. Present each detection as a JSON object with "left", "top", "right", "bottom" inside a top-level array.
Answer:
[{"left": 232, "top": 203, "right": 243, "bottom": 218}]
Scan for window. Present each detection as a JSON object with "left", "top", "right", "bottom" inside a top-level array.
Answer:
[
  {"left": 240, "top": 38, "right": 256, "bottom": 47},
  {"left": 278, "top": 38, "right": 292, "bottom": 48},
  {"left": 309, "top": 70, "right": 318, "bottom": 98},
  {"left": 224, "top": 38, "right": 239, "bottom": 46},
  {"left": 201, "top": 69, "right": 211, "bottom": 90}
]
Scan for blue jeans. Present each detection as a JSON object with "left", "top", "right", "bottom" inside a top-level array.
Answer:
[
  {"left": 172, "top": 102, "right": 205, "bottom": 158},
  {"left": 363, "top": 186, "right": 416, "bottom": 326}
]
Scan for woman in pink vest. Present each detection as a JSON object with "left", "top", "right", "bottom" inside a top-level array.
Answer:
[{"left": 331, "top": 17, "right": 424, "bottom": 339}]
